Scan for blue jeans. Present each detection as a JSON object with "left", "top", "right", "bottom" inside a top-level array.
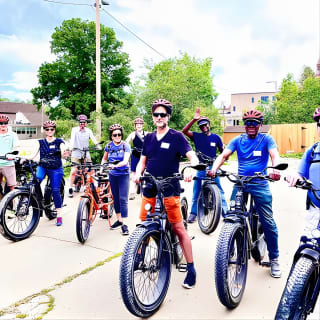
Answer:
[
  {"left": 190, "top": 169, "right": 228, "bottom": 217},
  {"left": 230, "top": 183, "right": 279, "bottom": 260},
  {"left": 109, "top": 173, "right": 129, "bottom": 218},
  {"left": 36, "top": 166, "right": 64, "bottom": 209}
]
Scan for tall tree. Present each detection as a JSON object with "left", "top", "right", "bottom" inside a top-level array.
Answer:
[
  {"left": 31, "top": 18, "right": 132, "bottom": 119},
  {"left": 299, "top": 65, "right": 315, "bottom": 86},
  {"left": 136, "top": 53, "right": 222, "bottom": 133}
]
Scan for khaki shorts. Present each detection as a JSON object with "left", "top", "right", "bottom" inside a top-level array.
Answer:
[
  {"left": 0, "top": 166, "right": 16, "bottom": 187},
  {"left": 71, "top": 157, "right": 92, "bottom": 164}
]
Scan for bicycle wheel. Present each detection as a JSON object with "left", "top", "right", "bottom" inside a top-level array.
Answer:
[
  {"left": 0, "top": 190, "right": 41, "bottom": 241},
  {"left": 215, "top": 222, "right": 248, "bottom": 309},
  {"left": 44, "top": 178, "right": 65, "bottom": 220},
  {"left": 120, "top": 227, "right": 172, "bottom": 318},
  {"left": 275, "top": 256, "right": 317, "bottom": 320},
  {"left": 250, "top": 209, "right": 266, "bottom": 262},
  {"left": 197, "top": 183, "right": 222, "bottom": 234},
  {"left": 76, "top": 198, "right": 92, "bottom": 243}
]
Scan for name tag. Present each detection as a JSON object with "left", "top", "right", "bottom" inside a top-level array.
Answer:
[
  {"left": 49, "top": 145, "right": 55, "bottom": 149},
  {"left": 210, "top": 142, "right": 216, "bottom": 147},
  {"left": 253, "top": 150, "right": 261, "bottom": 156},
  {"left": 160, "top": 142, "right": 170, "bottom": 149}
]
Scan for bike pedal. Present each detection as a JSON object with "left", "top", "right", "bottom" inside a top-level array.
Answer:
[{"left": 177, "top": 263, "right": 187, "bottom": 272}]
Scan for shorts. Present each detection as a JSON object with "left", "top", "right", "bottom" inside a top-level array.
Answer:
[
  {"left": 0, "top": 165, "right": 16, "bottom": 187},
  {"left": 71, "top": 157, "right": 92, "bottom": 164},
  {"left": 139, "top": 196, "right": 182, "bottom": 224}
]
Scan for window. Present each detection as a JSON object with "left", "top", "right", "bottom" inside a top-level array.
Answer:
[
  {"left": 272, "top": 96, "right": 276, "bottom": 101},
  {"left": 232, "top": 106, "right": 236, "bottom": 112},
  {"left": 261, "top": 96, "right": 269, "bottom": 103},
  {"left": 251, "top": 97, "right": 254, "bottom": 103},
  {"left": 12, "top": 127, "right": 37, "bottom": 135}
]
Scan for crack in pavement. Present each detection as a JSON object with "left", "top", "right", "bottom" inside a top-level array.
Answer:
[{"left": 0, "top": 252, "right": 122, "bottom": 320}]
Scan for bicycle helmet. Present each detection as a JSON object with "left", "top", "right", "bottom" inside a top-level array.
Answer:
[
  {"left": 109, "top": 124, "right": 123, "bottom": 132},
  {"left": 313, "top": 107, "right": 320, "bottom": 122},
  {"left": 134, "top": 117, "right": 144, "bottom": 125},
  {"left": 43, "top": 120, "right": 56, "bottom": 128},
  {"left": 0, "top": 114, "right": 9, "bottom": 123},
  {"left": 197, "top": 116, "right": 210, "bottom": 127},
  {"left": 152, "top": 99, "right": 173, "bottom": 115},
  {"left": 243, "top": 110, "right": 263, "bottom": 123},
  {"left": 78, "top": 114, "right": 88, "bottom": 122}
]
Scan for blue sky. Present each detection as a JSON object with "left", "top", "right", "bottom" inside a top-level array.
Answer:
[{"left": 0, "top": 0, "right": 319, "bottom": 107}]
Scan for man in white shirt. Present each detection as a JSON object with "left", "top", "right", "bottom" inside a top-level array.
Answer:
[{"left": 68, "top": 115, "right": 99, "bottom": 197}]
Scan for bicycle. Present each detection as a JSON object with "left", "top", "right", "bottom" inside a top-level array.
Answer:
[
  {"left": 71, "top": 145, "right": 103, "bottom": 193},
  {"left": 214, "top": 163, "right": 288, "bottom": 309},
  {"left": 0, "top": 157, "right": 65, "bottom": 241},
  {"left": 75, "top": 162, "right": 116, "bottom": 244},
  {"left": 275, "top": 178, "right": 320, "bottom": 319},
  {"left": 195, "top": 151, "right": 222, "bottom": 234},
  {"left": 119, "top": 164, "right": 202, "bottom": 318}
]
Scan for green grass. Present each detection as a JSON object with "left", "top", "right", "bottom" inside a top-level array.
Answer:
[{"left": 280, "top": 152, "right": 303, "bottom": 159}]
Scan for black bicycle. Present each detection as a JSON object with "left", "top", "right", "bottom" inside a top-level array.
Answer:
[
  {"left": 195, "top": 151, "right": 222, "bottom": 234},
  {"left": 275, "top": 178, "right": 320, "bottom": 319},
  {"left": 119, "top": 164, "right": 202, "bottom": 318},
  {"left": 0, "top": 157, "right": 65, "bottom": 241},
  {"left": 214, "top": 163, "right": 288, "bottom": 309}
]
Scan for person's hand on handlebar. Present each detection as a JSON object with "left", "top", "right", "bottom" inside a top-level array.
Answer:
[
  {"left": 285, "top": 172, "right": 303, "bottom": 187},
  {"left": 133, "top": 172, "right": 141, "bottom": 184},
  {"left": 208, "top": 168, "right": 216, "bottom": 178},
  {"left": 269, "top": 169, "right": 281, "bottom": 181}
]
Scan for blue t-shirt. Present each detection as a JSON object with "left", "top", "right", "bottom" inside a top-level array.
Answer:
[
  {"left": 142, "top": 129, "right": 192, "bottom": 178},
  {"left": 298, "top": 142, "right": 320, "bottom": 208},
  {"left": 105, "top": 141, "right": 131, "bottom": 176},
  {"left": 193, "top": 132, "right": 223, "bottom": 162},
  {"left": 227, "top": 133, "right": 277, "bottom": 184}
]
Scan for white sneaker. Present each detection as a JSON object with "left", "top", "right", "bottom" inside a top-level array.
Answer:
[{"left": 270, "top": 258, "right": 281, "bottom": 278}]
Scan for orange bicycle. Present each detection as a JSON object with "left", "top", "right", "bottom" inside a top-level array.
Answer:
[{"left": 76, "top": 163, "right": 115, "bottom": 243}]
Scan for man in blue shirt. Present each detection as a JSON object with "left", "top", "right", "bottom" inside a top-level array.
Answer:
[
  {"left": 210, "top": 110, "right": 282, "bottom": 278},
  {"left": 182, "top": 108, "right": 227, "bottom": 223},
  {"left": 286, "top": 107, "right": 320, "bottom": 238}
]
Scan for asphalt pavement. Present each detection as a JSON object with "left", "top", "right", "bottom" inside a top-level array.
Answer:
[{"left": 0, "top": 159, "right": 319, "bottom": 320}]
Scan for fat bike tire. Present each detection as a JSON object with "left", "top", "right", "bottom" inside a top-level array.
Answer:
[
  {"left": 76, "top": 198, "right": 91, "bottom": 243},
  {"left": 215, "top": 222, "right": 248, "bottom": 309},
  {"left": 119, "top": 227, "right": 172, "bottom": 318},
  {"left": 275, "top": 257, "right": 317, "bottom": 320}
]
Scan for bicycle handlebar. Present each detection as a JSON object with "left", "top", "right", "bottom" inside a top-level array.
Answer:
[{"left": 285, "top": 177, "right": 320, "bottom": 202}]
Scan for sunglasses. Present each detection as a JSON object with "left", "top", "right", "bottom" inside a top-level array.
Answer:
[
  {"left": 0, "top": 122, "right": 8, "bottom": 125},
  {"left": 79, "top": 122, "right": 87, "bottom": 124},
  {"left": 45, "top": 128, "right": 55, "bottom": 132},
  {"left": 112, "top": 133, "right": 122, "bottom": 137},
  {"left": 153, "top": 112, "right": 167, "bottom": 118},
  {"left": 244, "top": 121, "right": 260, "bottom": 127}
]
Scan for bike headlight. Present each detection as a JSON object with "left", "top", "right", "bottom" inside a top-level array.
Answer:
[{"left": 144, "top": 203, "right": 152, "bottom": 211}]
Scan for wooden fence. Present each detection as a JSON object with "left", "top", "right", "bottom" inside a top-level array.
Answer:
[{"left": 222, "top": 123, "right": 318, "bottom": 155}]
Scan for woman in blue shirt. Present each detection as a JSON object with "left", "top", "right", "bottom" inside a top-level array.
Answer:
[{"left": 101, "top": 124, "right": 131, "bottom": 235}]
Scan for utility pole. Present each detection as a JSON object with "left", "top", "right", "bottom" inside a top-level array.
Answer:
[{"left": 95, "top": 0, "right": 102, "bottom": 141}]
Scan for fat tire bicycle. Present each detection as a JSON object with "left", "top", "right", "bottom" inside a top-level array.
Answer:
[
  {"left": 0, "top": 157, "right": 65, "bottom": 241},
  {"left": 195, "top": 151, "right": 222, "bottom": 234},
  {"left": 119, "top": 164, "right": 201, "bottom": 318},
  {"left": 275, "top": 178, "right": 320, "bottom": 320},
  {"left": 75, "top": 162, "right": 116, "bottom": 244},
  {"left": 214, "top": 163, "right": 288, "bottom": 309}
]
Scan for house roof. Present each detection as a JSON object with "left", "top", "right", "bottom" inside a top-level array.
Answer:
[
  {"left": 0, "top": 101, "right": 49, "bottom": 125},
  {"left": 224, "top": 125, "right": 271, "bottom": 133}
]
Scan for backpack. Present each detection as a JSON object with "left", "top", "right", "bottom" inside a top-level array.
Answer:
[{"left": 310, "top": 141, "right": 320, "bottom": 164}]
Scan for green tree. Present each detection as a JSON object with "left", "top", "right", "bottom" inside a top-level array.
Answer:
[
  {"left": 31, "top": 18, "right": 133, "bottom": 119},
  {"left": 299, "top": 65, "right": 315, "bottom": 86},
  {"left": 135, "top": 53, "right": 222, "bottom": 133}
]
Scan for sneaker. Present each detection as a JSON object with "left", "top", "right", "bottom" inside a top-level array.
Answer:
[
  {"left": 270, "top": 258, "right": 281, "bottom": 278},
  {"left": 68, "top": 188, "right": 73, "bottom": 198},
  {"left": 187, "top": 214, "right": 197, "bottom": 224},
  {"left": 121, "top": 224, "right": 129, "bottom": 235},
  {"left": 56, "top": 217, "right": 63, "bottom": 226},
  {"left": 100, "top": 211, "right": 108, "bottom": 219},
  {"left": 110, "top": 220, "right": 123, "bottom": 230},
  {"left": 182, "top": 264, "right": 196, "bottom": 289},
  {"left": 129, "top": 193, "right": 135, "bottom": 200}
]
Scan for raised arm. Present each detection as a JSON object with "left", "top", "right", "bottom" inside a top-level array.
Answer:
[{"left": 182, "top": 108, "right": 201, "bottom": 140}]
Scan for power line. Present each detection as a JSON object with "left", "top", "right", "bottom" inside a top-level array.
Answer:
[
  {"left": 43, "top": 0, "right": 91, "bottom": 6},
  {"left": 101, "top": 8, "right": 166, "bottom": 59}
]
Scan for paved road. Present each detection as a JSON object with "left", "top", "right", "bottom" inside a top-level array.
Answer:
[{"left": 0, "top": 159, "right": 319, "bottom": 319}]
